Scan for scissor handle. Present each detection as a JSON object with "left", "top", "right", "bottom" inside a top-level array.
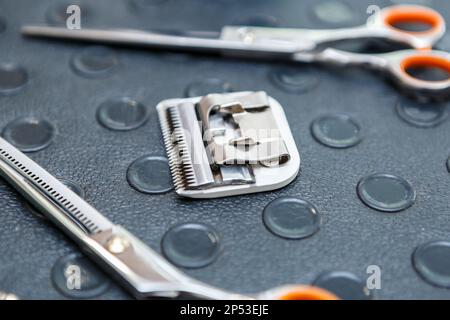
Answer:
[
  {"left": 259, "top": 285, "right": 339, "bottom": 300},
  {"left": 385, "top": 49, "right": 450, "bottom": 97},
  {"left": 295, "top": 47, "right": 450, "bottom": 99},
  {"left": 371, "top": 5, "right": 445, "bottom": 48}
]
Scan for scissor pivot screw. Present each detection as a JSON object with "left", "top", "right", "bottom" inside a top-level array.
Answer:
[{"left": 105, "top": 236, "right": 130, "bottom": 254}]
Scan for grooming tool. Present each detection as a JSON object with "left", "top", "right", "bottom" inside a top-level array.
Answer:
[
  {"left": 0, "top": 292, "right": 19, "bottom": 300},
  {"left": 0, "top": 137, "right": 334, "bottom": 300},
  {"left": 157, "top": 91, "right": 300, "bottom": 198},
  {"left": 21, "top": 5, "right": 450, "bottom": 98}
]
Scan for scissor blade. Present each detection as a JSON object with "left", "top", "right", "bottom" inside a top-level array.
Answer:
[
  {"left": 0, "top": 136, "right": 239, "bottom": 299},
  {"left": 0, "top": 137, "right": 113, "bottom": 234},
  {"left": 21, "top": 25, "right": 298, "bottom": 56},
  {"left": 145, "top": 29, "right": 221, "bottom": 39}
]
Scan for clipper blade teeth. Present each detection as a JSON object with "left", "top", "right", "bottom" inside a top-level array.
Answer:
[
  {"left": 158, "top": 108, "right": 187, "bottom": 191},
  {"left": 158, "top": 103, "right": 214, "bottom": 192}
]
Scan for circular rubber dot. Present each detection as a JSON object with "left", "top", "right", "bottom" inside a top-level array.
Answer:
[
  {"left": 61, "top": 179, "right": 86, "bottom": 198},
  {"left": 413, "top": 241, "right": 450, "bottom": 288},
  {"left": 311, "top": 114, "right": 362, "bottom": 149},
  {"left": 0, "top": 63, "right": 28, "bottom": 95},
  {"left": 161, "top": 223, "right": 221, "bottom": 268},
  {"left": 262, "top": 197, "right": 320, "bottom": 240},
  {"left": 357, "top": 173, "right": 416, "bottom": 212},
  {"left": 185, "top": 78, "right": 235, "bottom": 98},
  {"left": 132, "top": 0, "right": 167, "bottom": 8},
  {"left": 311, "top": 0, "right": 357, "bottom": 27},
  {"left": 51, "top": 253, "right": 110, "bottom": 299},
  {"left": 71, "top": 46, "right": 118, "bottom": 77},
  {"left": 46, "top": 2, "right": 90, "bottom": 26},
  {"left": 447, "top": 156, "right": 450, "bottom": 173},
  {"left": 270, "top": 67, "right": 320, "bottom": 94},
  {"left": 2, "top": 117, "right": 55, "bottom": 153},
  {"left": 127, "top": 155, "right": 174, "bottom": 194},
  {"left": 396, "top": 99, "right": 448, "bottom": 128},
  {"left": 313, "top": 271, "right": 372, "bottom": 300},
  {"left": 232, "top": 14, "right": 279, "bottom": 27},
  {"left": 96, "top": 98, "right": 148, "bottom": 131},
  {"left": 28, "top": 179, "right": 85, "bottom": 220},
  {"left": 0, "top": 17, "right": 6, "bottom": 33},
  {"left": 160, "top": 52, "right": 196, "bottom": 63}
]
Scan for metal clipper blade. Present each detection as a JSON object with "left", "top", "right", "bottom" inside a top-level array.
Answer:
[
  {"left": 157, "top": 91, "right": 300, "bottom": 198},
  {"left": 161, "top": 102, "right": 215, "bottom": 190}
]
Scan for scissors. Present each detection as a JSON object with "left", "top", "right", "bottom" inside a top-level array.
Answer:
[
  {"left": 22, "top": 5, "right": 450, "bottom": 98},
  {"left": 0, "top": 136, "right": 337, "bottom": 300}
]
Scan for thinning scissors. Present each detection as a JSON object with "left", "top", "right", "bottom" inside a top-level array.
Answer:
[
  {"left": 0, "top": 136, "right": 337, "bottom": 300},
  {"left": 22, "top": 5, "right": 450, "bottom": 98}
]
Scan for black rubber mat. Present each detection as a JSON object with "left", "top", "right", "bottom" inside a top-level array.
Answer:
[{"left": 0, "top": 0, "right": 449, "bottom": 299}]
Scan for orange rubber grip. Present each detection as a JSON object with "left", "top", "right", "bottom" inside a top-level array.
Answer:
[
  {"left": 383, "top": 6, "right": 444, "bottom": 36},
  {"left": 400, "top": 55, "right": 450, "bottom": 80},
  {"left": 277, "top": 286, "right": 339, "bottom": 300}
]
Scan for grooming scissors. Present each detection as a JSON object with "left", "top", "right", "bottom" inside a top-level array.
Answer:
[
  {"left": 22, "top": 5, "right": 450, "bottom": 97},
  {"left": 0, "top": 136, "right": 336, "bottom": 300}
]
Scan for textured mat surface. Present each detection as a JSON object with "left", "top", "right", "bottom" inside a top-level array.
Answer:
[{"left": 0, "top": 0, "right": 449, "bottom": 300}]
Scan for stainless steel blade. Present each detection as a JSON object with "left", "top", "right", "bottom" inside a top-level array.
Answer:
[
  {"left": 21, "top": 25, "right": 299, "bottom": 57},
  {"left": 0, "top": 137, "right": 113, "bottom": 234}
]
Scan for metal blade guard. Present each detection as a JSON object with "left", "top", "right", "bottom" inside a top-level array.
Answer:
[{"left": 157, "top": 91, "right": 300, "bottom": 198}]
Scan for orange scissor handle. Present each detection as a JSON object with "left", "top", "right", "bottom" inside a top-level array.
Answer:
[
  {"left": 400, "top": 54, "right": 450, "bottom": 76},
  {"left": 386, "top": 50, "right": 450, "bottom": 97},
  {"left": 272, "top": 286, "right": 339, "bottom": 300},
  {"left": 380, "top": 5, "right": 445, "bottom": 41}
]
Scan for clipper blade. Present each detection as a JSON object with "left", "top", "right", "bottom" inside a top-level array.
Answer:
[
  {"left": 163, "top": 102, "right": 215, "bottom": 190},
  {"left": 157, "top": 91, "right": 301, "bottom": 199}
]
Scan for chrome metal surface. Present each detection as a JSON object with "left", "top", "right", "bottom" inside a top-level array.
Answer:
[
  {"left": 167, "top": 102, "right": 215, "bottom": 189},
  {"left": 0, "top": 292, "right": 19, "bottom": 300},
  {"left": 21, "top": 5, "right": 449, "bottom": 97},
  {"left": 293, "top": 48, "right": 450, "bottom": 96},
  {"left": 0, "top": 137, "right": 247, "bottom": 299},
  {"left": 0, "top": 137, "right": 112, "bottom": 234},
  {"left": 199, "top": 91, "right": 290, "bottom": 165},
  {"left": 21, "top": 26, "right": 299, "bottom": 57}
]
